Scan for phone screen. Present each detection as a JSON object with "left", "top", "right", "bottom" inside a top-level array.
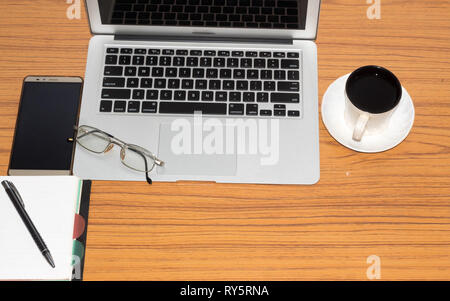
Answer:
[{"left": 9, "top": 80, "right": 82, "bottom": 172}]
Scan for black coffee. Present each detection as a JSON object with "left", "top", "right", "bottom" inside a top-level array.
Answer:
[{"left": 346, "top": 66, "right": 402, "bottom": 114}]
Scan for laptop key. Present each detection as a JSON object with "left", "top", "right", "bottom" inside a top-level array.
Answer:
[
  {"left": 142, "top": 101, "right": 157, "bottom": 113},
  {"left": 134, "top": 49, "right": 146, "bottom": 54},
  {"left": 166, "top": 68, "right": 177, "bottom": 77},
  {"left": 274, "top": 70, "right": 286, "bottom": 80},
  {"left": 281, "top": 59, "right": 300, "bottom": 69},
  {"left": 247, "top": 70, "right": 258, "bottom": 79},
  {"left": 173, "top": 57, "right": 185, "bottom": 66},
  {"left": 174, "top": 90, "right": 186, "bottom": 100},
  {"left": 138, "top": 67, "right": 150, "bottom": 77},
  {"left": 152, "top": 67, "right": 164, "bottom": 77},
  {"left": 223, "top": 80, "right": 235, "bottom": 90},
  {"left": 176, "top": 49, "right": 188, "bottom": 55},
  {"left": 119, "top": 55, "right": 131, "bottom": 65},
  {"left": 179, "top": 68, "right": 191, "bottom": 77},
  {"left": 204, "top": 50, "right": 216, "bottom": 56},
  {"left": 260, "top": 70, "right": 272, "bottom": 79},
  {"left": 140, "top": 78, "right": 152, "bottom": 88},
  {"left": 127, "top": 101, "right": 140, "bottom": 113},
  {"left": 162, "top": 49, "right": 174, "bottom": 55},
  {"left": 233, "top": 69, "right": 245, "bottom": 79},
  {"left": 103, "top": 77, "right": 125, "bottom": 88},
  {"left": 274, "top": 110, "right": 286, "bottom": 116},
  {"left": 146, "top": 56, "right": 158, "bottom": 65},
  {"left": 154, "top": 78, "right": 167, "bottom": 89},
  {"left": 160, "top": 56, "right": 171, "bottom": 66},
  {"left": 250, "top": 81, "right": 262, "bottom": 91},
  {"left": 127, "top": 78, "right": 139, "bottom": 88},
  {"left": 200, "top": 57, "right": 212, "bottom": 67},
  {"left": 288, "top": 70, "right": 300, "bottom": 80},
  {"left": 193, "top": 68, "right": 205, "bottom": 78},
  {"left": 159, "top": 102, "right": 227, "bottom": 114},
  {"left": 246, "top": 104, "right": 258, "bottom": 115},
  {"left": 209, "top": 80, "right": 221, "bottom": 90},
  {"left": 278, "top": 81, "right": 300, "bottom": 92},
  {"left": 230, "top": 92, "right": 241, "bottom": 102},
  {"left": 227, "top": 58, "right": 239, "bottom": 68},
  {"left": 254, "top": 59, "right": 265, "bottom": 68},
  {"left": 105, "top": 55, "right": 118, "bottom": 65},
  {"left": 102, "top": 89, "right": 131, "bottom": 99},
  {"left": 263, "top": 81, "right": 276, "bottom": 91},
  {"left": 216, "top": 92, "right": 227, "bottom": 101},
  {"left": 257, "top": 92, "right": 269, "bottom": 102},
  {"left": 132, "top": 56, "right": 145, "bottom": 65},
  {"left": 113, "top": 101, "right": 127, "bottom": 112},
  {"left": 195, "top": 80, "right": 208, "bottom": 89},
  {"left": 243, "top": 92, "right": 255, "bottom": 102},
  {"left": 271, "top": 92, "right": 300, "bottom": 103},
  {"left": 240, "top": 58, "right": 252, "bottom": 68},
  {"left": 160, "top": 90, "right": 173, "bottom": 100},
  {"left": 120, "top": 48, "right": 133, "bottom": 54},
  {"left": 146, "top": 90, "right": 158, "bottom": 100},
  {"left": 99, "top": 100, "right": 112, "bottom": 112},
  {"left": 267, "top": 59, "right": 279, "bottom": 68},
  {"left": 236, "top": 81, "right": 248, "bottom": 90},
  {"left": 168, "top": 79, "right": 180, "bottom": 89},
  {"left": 148, "top": 49, "right": 161, "bottom": 55},
  {"left": 104, "top": 66, "right": 123, "bottom": 76},
  {"left": 188, "top": 91, "right": 200, "bottom": 101},
  {"left": 132, "top": 89, "right": 145, "bottom": 100},
  {"left": 182, "top": 79, "right": 194, "bottom": 89},
  {"left": 187, "top": 57, "right": 199, "bottom": 66},
  {"left": 125, "top": 67, "right": 137, "bottom": 76},
  {"left": 214, "top": 58, "right": 226, "bottom": 67},
  {"left": 260, "top": 109, "right": 272, "bottom": 116},
  {"left": 229, "top": 103, "right": 244, "bottom": 115},
  {"left": 107, "top": 48, "right": 119, "bottom": 54},
  {"left": 288, "top": 110, "right": 300, "bottom": 117},
  {"left": 202, "top": 91, "right": 214, "bottom": 101}
]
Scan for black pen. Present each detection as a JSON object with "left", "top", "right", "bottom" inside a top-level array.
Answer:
[{"left": 1, "top": 180, "right": 55, "bottom": 268}]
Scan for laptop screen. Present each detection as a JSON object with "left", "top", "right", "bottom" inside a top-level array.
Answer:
[{"left": 97, "top": 0, "right": 309, "bottom": 30}]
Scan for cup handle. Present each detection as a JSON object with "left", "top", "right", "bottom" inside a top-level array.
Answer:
[{"left": 352, "top": 113, "right": 370, "bottom": 142}]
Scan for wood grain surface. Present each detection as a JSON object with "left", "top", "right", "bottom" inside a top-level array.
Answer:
[{"left": 0, "top": 0, "right": 449, "bottom": 280}]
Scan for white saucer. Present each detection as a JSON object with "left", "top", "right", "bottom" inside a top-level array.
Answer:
[{"left": 321, "top": 74, "right": 415, "bottom": 153}]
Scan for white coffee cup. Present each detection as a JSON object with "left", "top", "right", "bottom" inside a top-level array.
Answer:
[{"left": 344, "top": 66, "right": 403, "bottom": 141}]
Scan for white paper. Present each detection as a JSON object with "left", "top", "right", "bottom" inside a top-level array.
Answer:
[{"left": 0, "top": 176, "right": 80, "bottom": 280}]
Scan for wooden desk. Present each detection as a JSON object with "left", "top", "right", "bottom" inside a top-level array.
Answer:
[{"left": 0, "top": 0, "right": 449, "bottom": 280}]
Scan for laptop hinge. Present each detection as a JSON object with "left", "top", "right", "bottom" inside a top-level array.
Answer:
[{"left": 114, "top": 35, "right": 293, "bottom": 45}]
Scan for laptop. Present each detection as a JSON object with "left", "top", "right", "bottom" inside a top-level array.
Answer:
[{"left": 74, "top": 0, "right": 321, "bottom": 184}]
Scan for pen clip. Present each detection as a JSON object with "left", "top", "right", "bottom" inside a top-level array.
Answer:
[{"left": 7, "top": 181, "right": 25, "bottom": 208}]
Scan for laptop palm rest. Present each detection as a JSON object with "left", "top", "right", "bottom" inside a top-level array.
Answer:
[{"left": 156, "top": 122, "right": 237, "bottom": 176}]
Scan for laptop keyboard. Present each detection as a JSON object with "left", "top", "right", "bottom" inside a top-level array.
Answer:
[{"left": 100, "top": 46, "right": 302, "bottom": 117}]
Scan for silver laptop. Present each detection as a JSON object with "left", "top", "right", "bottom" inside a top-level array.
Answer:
[{"left": 74, "top": 0, "right": 321, "bottom": 184}]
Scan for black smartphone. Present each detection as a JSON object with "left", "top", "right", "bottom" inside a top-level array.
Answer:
[{"left": 8, "top": 76, "right": 83, "bottom": 175}]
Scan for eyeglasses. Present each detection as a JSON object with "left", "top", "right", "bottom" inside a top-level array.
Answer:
[{"left": 73, "top": 125, "right": 164, "bottom": 184}]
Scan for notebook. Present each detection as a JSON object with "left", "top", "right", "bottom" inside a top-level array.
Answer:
[{"left": 0, "top": 176, "right": 90, "bottom": 280}]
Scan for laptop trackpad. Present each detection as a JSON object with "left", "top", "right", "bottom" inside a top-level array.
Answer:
[{"left": 156, "top": 122, "right": 237, "bottom": 176}]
